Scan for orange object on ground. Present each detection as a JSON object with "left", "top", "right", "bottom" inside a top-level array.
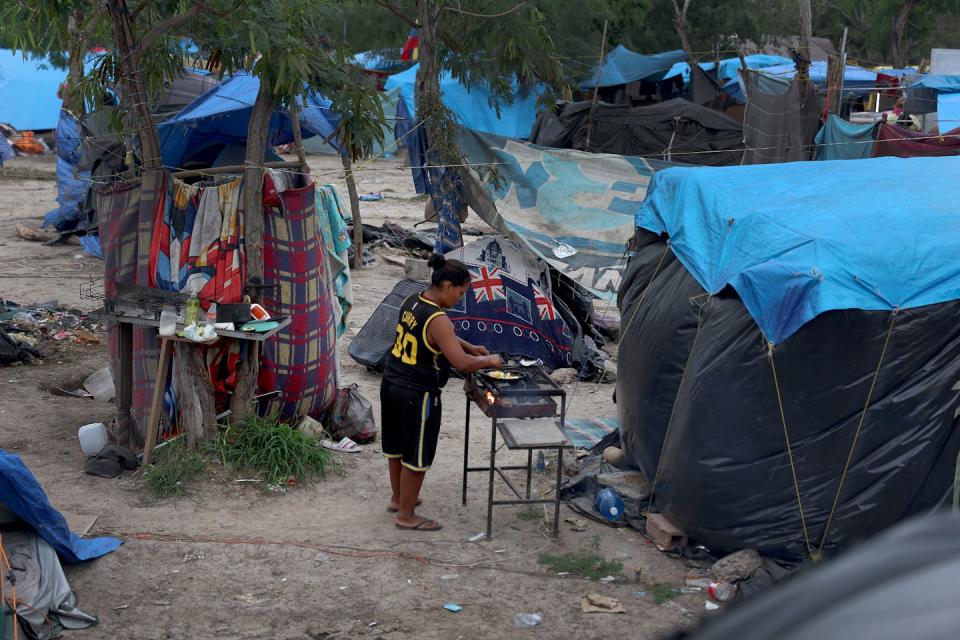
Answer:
[{"left": 12, "top": 131, "right": 44, "bottom": 154}]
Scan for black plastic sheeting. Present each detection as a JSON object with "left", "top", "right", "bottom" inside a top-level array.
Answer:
[
  {"left": 617, "top": 231, "right": 960, "bottom": 562},
  {"left": 530, "top": 98, "right": 743, "bottom": 166},
  {"left": 676, "top": 512, "right": 960, "bottom": 640}
]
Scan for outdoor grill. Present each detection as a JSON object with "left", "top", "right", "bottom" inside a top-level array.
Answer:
[
  {"left": 463, "top": 364, "right": 561, "bottom": 419},
  {"left": 461, "top": 363, "right": 569, "bottom": 539}
]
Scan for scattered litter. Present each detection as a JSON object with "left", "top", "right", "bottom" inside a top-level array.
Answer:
[
  {"left": 320, "top": 436, "right": 361, "bottom": 453},
  {"left": 236, "top": 594, "right": 265, "bottom": 605},
  {"left": 513, "top": 612, "right": 543, "bottom": 628},
  {"left": 111, "top": 604, "right": 129, "bottom": 611},
  {"left": 705, "top": 601, "right": 720, "bottom": 611},
  {"left": 563, "top": 517, "right": 587, "bottom": 531},
  {"left": 339, "top": 586, "right": 349, "bottom": 591},
  {"left": 298, "top": 415, "right": 326, "bottom": 438},
  {"left": 680, "top": 587, "right": 702, "bottom": 594},
  {"left": 580, "top": 593, "right": 625, "bottom": 614},
  {"left": 557, "top": 572, "right": 570, "bottom": 577},
  {"left": 77, "top": 422, "right": 108, "bottom": 456},
  {"left": 313, "top": 552, "right": 331, "bottom": 563},
  {"left": 710, "top": 548, "right": 762, "bottom": 582},
  {"left": 468, "top": 532, "right": 486, "bottom": 543},
  {"left": 182, "top": 552, "right": 204, "bottom": 562},
  {"left": 358, "top": 193, "right": 384, "bottom": 201},
  {"left": 494, "top": 549, "right": 506, "bottom": 554},
  {"left": 442, "top": 603, "right": 463, "bottom": 613},
  {"left": 151, "top": 601, "right": 171, "bottom": 607},
  {"left": 83, "top": 367, "right": 115, "bottom": 402},
  {"left": 632, "top": 591, "right": 647, "bottom": 598},
  {"left": 368, "top": 622, "right": 377, "bottom": 628},
  {"left": 599, "top": 576, "right": 616, "bottom": 583},
  {"left": 440, "top": 574, "right": 459, "bottom": 581}
]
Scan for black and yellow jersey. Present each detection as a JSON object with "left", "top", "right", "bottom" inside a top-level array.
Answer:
[{"left": 383, "top": 294, "right": 452, "bottom": 391}]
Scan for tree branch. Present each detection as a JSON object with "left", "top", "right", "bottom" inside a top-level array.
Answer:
[
  {"left": 139, "top": 0, "right": 204, "bottom": 51},
  {"left": 130, "top": 0, "right": 152, "bottom": 22},
  {"left": 375, "top": 0, "right": 419, "bottom": 29},
  {"left": 444, "top": 1, "right": 525, "bottom": 19}
]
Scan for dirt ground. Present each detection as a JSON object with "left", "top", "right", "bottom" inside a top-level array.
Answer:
[{"left": 0, "top": 153, "right": 706, "bottom": 639}]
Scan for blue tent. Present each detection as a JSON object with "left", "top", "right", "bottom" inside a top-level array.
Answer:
[
  {"left": 909, "top": 75, "right": 960, "bottom": 130},
  {"left": 384, "top": 63, "right": 544, "bottom": 139},
  {"left": 717, "top": 60, "right": 879, "bottom": 102},
  {"left": 664, "top": 54, "right": 792, "bottom": 86},
  {"left": 157, "top": 73, "right": 339, "bottom": 169},
  {"left": 0, "top": 49, "right": 68, "bottom": 130},
  {"left": 0, "top": 449, "right": 120, "bottom": 563},
  {"left": 635, "top": 156, "right": 960, "bottom": 343},
  {"left": 579, "top": 46, "right": 687, "bottom": 90}
]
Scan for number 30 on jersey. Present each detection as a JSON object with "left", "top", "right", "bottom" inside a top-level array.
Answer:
[{"left": 391, "top": 325, "right": 418, "bottom": 365}]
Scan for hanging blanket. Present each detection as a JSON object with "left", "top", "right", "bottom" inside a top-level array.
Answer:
[
  {"left": 444, "top": 236, "right": 574, "bottom": 369},
  {"left": 97, "top": 170, "right": 166, "bottom": 446},
  {"left": 316, "top": 184, "right": 353, "bottom": 337},
  {"left": 148, "top": 176, "right": 246, "bottom": 424},
  {"left": 259, "top": 182, "right": 338, "bottom": 419}
]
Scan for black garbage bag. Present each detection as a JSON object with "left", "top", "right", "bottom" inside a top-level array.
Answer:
[{"left": 327, "top": 384, "right": 377, "bottom": 444}]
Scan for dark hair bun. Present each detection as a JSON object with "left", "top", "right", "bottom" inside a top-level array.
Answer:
[{"left": 427, "top": 253, "right": 447, "bottom": 271}]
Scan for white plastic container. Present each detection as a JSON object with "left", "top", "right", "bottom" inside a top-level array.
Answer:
[{"left": 78, "top": 422, "right": 108, "bottom": 456}]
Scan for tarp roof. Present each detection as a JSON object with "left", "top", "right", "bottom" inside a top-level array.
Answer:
[
  {"left": 157, "top": 73, "right": 339, "bottom": 169},
  {"left": 579, "top": 46, "right": 687, "bottom": 89},
  {"left": 665, "top": 54, "right": 792, "bottom": 86},
  {"left": 0, "top": 49, "right": 71, "bottom": 130},
  {"left": 635, "top": 156, "right": 960, "bottom": 343},
  {"left": 910, "top": 74, "right": 960, "bottom": 93},
  {"left": 384, "top": 63, "right": 543, "bottom": 139}
]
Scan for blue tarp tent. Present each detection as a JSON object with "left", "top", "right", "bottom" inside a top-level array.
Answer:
[
  {"left": 0, "top": 450, "right": 120, "bottom": 564},
  {"left": 0, "top": 49, "right": 67, "bottom": 130},
  {"left": 384, "top": 63, "right": 544, "bottom": 139},
  {"left": 635, "top": 156, "right": 960, "bottom": 343},
  {"left": 814, "top": 113, "right": 876, "bottom": 160},
  {"left": 908, "top": 75, "right": 960, "bottom": 130},
  {"left": 664, "top": 54, "right": 792, "bottom": 86},
  {"left": 157, "top": 73, "right": 339, "bottom": 169},
  {"left": 579, "top": 47, "right": 687, "bottom": 90}
]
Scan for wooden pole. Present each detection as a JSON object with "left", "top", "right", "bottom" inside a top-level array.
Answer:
[
  {"left": 797, "top": 0, "right": 812, "bottom": 83},
  {"left": 835, "top": 27, "right": 848, "bottom": 114},
  {"left": 289, "top": 100, "right": 309, "bottom": 173},
  {"left": 142, "top": 338, "right": 173, "bottom": 466},
  {"left": 342, "top": 148, "right": 364, "bottom": 270},
  {"left": 584, "top": 19, "right": 608, "bottom": 152}
]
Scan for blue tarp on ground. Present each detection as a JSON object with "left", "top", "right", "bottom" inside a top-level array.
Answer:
[
  {"left": 814, "top": 113, "right": 877, "bottom": 160},
  {"left": 43, "top": 109, "right": 91, "bottom": 231},
  {"left": 0, "top": 450, "right": 121, "bottom": 564},
  {"left": 0, "top": 49, "right": 67, "bottom": 130},
  {"left": 157, "top": 73, "right": 339, "bottom": 169},
  {"left": 635, "top": 156, "right": 960, "bottom": 343},
  {"left": 579, "top": 46, "right": 687, "bottom": 89},
  {"left": 384, "top": 64, "right": 544, "bottom": 139}
]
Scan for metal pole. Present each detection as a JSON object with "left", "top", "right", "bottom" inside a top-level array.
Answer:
[{"left": 836, "top": 27, "right": 848, "bottom": 114}]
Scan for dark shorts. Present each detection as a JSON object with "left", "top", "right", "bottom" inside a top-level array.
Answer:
[{"left": 380, "top": 380, "right": 442, "bottom": 472}]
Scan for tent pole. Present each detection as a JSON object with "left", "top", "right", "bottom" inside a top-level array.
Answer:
[
  {"left": 289, "top": 100, "right": 310, "bottom": 172},
  {"left": 584, "top": 19, "right": 608, "bottom": 152}
]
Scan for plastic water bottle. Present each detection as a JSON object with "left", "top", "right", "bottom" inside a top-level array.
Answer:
[
  {"left": 184, "top": 294, "right": 200, "bottom": 326},
  {"left": 513, "top": 613, "right": 542, "bottom": 628},
  {"left": 707, "top": 580, "right": 736, "bottom": 602},
  {"left": 594, "top": 488, "right": 624, "bottom": 522}
]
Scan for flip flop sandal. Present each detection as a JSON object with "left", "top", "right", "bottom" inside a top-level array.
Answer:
[
  {"left": 386, "top": 499, "right": 422, "bottom": 513},
  {"left": 320, "top": 437, "right": 361, "bottom": 453},
  {"left": 395, "top": 519, "right": 442, "bottom": 531}
]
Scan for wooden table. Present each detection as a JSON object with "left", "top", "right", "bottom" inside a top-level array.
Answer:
[{"left": 92, "top": 309, "right": 290, "bottom": 465}]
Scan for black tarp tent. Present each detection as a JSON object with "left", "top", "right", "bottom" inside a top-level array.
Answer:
[{"left": 530, "top": 99, "right": 743, "bottom": 166}]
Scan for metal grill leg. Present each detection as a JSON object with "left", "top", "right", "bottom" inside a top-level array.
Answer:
[
  {"left": 553, "top": 447, "right": 564, "bottom": 537},
  {"left": 486, "top": 418, "right": 497, "bottom": 540},
  {"left": 462, "top": 396, "right": 471, "bottom": 505}
]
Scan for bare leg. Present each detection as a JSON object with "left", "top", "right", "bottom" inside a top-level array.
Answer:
[
  {"left": 388, "top": 458, "right": 402, "bottom": 508},
  {"left": 395, "top": 467, "right": 439, "bottom": 529}
]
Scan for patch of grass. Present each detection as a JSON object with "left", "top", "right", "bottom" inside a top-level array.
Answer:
[
  {"left": 517, "top": 505, "right": 545, "bottom": 521},
  {"left": 649, "top": 583, "right": 679, "bottom": 605},
  {"left": 143, "top": 438, "right": 207, "bottom": 498},
  {"left": 208, "top": 414, "right": 329, "bottom": 487},
  {"left": 537, "top": 535, "right": 623, "bottom": 580}
]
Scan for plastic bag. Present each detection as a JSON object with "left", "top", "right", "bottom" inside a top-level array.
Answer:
[{"left": 327, "top": 384, "right": 377, "bottom": 443}]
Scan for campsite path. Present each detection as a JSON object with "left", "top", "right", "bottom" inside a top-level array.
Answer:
[{"left": 0, "top": 154, "right": 698, "bottom": 639}]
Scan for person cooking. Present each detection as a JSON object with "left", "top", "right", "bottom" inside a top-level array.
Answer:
[{"left": 382, "top": 254, "right": 502, "bottom": 531}]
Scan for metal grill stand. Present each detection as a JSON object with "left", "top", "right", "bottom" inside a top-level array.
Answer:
[{"left": 461, "top": 368, "right": 569, "bottom": 539}]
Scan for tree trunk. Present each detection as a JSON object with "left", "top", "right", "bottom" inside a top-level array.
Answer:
[
  {"left": 174, "top": 343, "right": 217, "bottom": 447},
  {"left": 415, "top": 1, "right": 449, "bottom": 240},
  {"left": 106, "top": 0, "right": 162, "bottom": 170},
  {"left": 66, "top": 11, "right": 85, "bottom": 116},
  {"left": 341, "top": 152, "right": 364, "bottom": 270},
  {"left": 891, "top": 0, "right": 919, "bottom": 69},
  {"left": 230, "top": 81, "right": 275, "bottom": 424},
  {"left": 671, "top": 0, "right": 694, "bottom": 54}
]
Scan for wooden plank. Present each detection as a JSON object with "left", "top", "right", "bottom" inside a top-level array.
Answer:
[
  {"left": 90, "top": 309, "right": 290, "bottom": 342},
  {"left": 142, "top": 338, "right": 173, "bottom": 466},
  {"left": 116, "top": 322, "right": 134, "bottom": 448}
]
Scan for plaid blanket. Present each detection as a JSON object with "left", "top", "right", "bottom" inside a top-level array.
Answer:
[
  {"left": 98, "top": 170, "right": 167, "bottom": 447},
  {"left": 259, "top": 181, "right": 338, "bottom": 419}
]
